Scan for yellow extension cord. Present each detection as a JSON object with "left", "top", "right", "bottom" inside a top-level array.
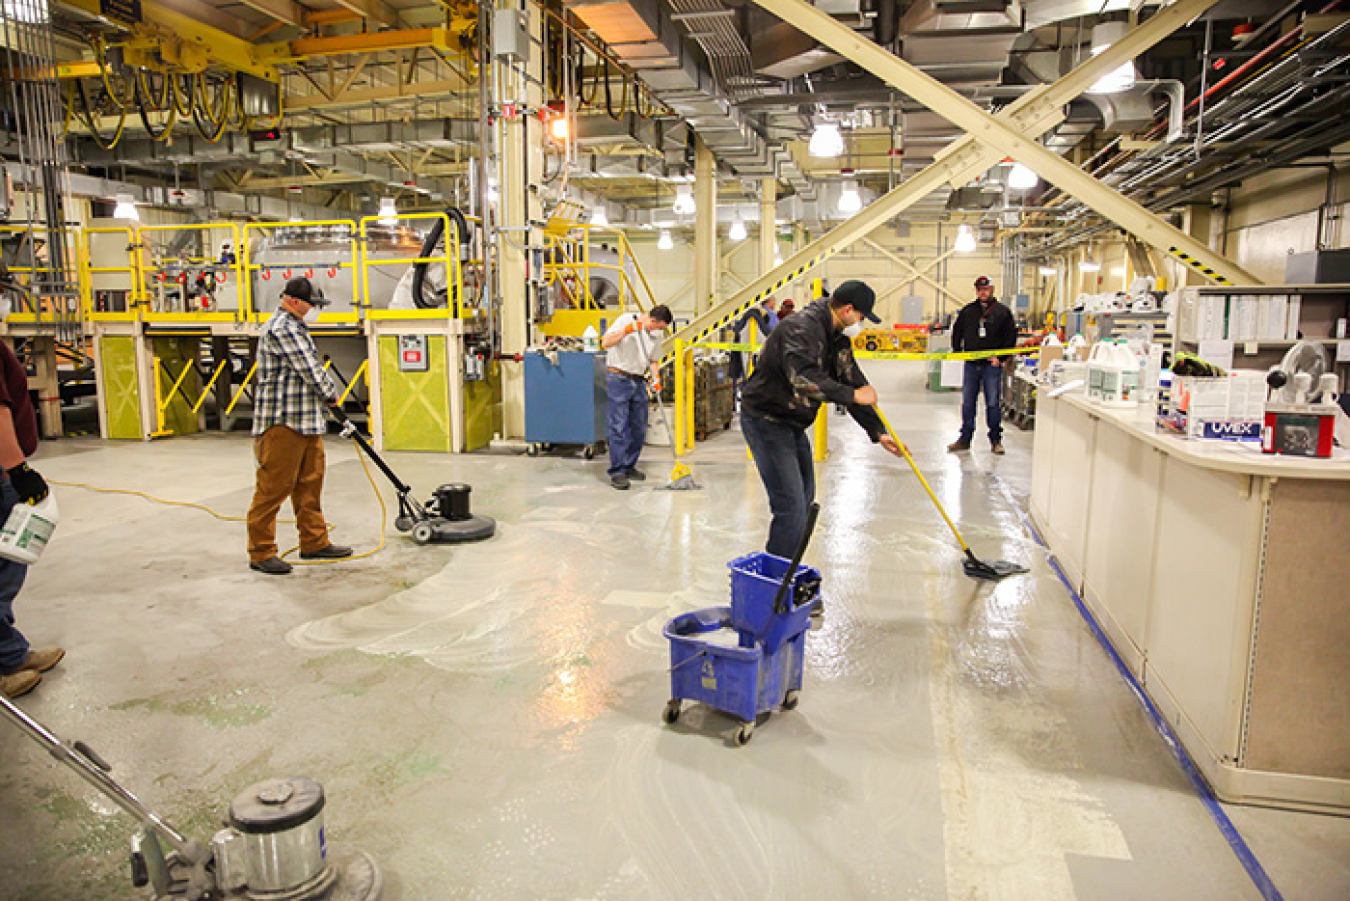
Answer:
[{"left": 49, "top": 445, "right": 389, "bottom": 567}]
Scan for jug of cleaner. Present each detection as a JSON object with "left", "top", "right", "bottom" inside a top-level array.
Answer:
[
  {"left": 0, "top": 494, "right": 58, "bottom": 565},
  {"left": 1106, "top": 339, "right": 1140, "bottom": 407},
  {"left": 1087, "top": 341, "right": 1116, "bottom": 402},
  {"left": 582, "top": 325, "right": 599, "bottom": 353}
]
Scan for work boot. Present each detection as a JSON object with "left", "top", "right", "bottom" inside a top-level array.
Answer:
[
  {"left": 626, "top": 469, "right": 647, "bottom": 481},
  {"left": 991, "top": 442, "right": 1006, "bottom": 455},
  {"left": 300, "top": 545, "right": 353, "bottom": 560},
  {"left": 1, "top": 670, "right": 41, "bottom": 699},
  {"left": 947, "top": 440, "right": 971, "bottom": 453},
  {"left": 610, "top": 474, "right": 630, "bottom": 490},
  {"left": 18, "top": 647, "right": 64, "bottom": 673},
  {"left": 250, "top": 556, "right": 293, "bottom": 575}
]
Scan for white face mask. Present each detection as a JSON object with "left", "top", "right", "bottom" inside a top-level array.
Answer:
[{"left": 843, "top": 321, "right": 865, "bottom": 338}]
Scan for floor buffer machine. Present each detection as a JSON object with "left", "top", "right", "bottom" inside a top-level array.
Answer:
[
  {"left": 1, "top": 693, "right": 381, "bottom": 900},
  {"left": 330, "top": 408, "right": 495, "bottom": 546}
]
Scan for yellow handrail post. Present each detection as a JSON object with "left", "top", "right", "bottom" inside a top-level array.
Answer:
[
  {"left": 673, "top": 338, "right": 686, "bottom": 453},
  {"left": 813, "top": 404, "right": 828, "bottom": 462},
  {"left": 684, "top": 344, "right": 696, "bottom": 454},
  {"left": 150, "top": 361, "right": 171, "bottom": 437}
]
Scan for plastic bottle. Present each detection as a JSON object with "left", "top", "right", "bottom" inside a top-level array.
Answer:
[
  {"left": 1109, "top": 339, "right": 1140, "bottom": 407},
  {"left": 0, "top": 494, "right": 59, "bottom": 565},
  {"left": 1087, "top": 341, "right": 1114, "bottom": 402},
  {"left": 582, "top": 324, "right": 599, "bottom": 353}
]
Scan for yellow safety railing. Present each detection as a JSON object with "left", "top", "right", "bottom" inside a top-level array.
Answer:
[
  {"left": 80, "top": 225, "right": 145, "bottom": 320},
  {"left": 542, "top": 225, "right": 660, "bottom": 315},
  {"left": 133, "top": 222, "right": 245, "bottom": 322},
  {"left": 358, "top": 213, "right": 464, "bottom": 318},
  {"left": 241, "top": 219, "right": 359, "bottom": 323}
]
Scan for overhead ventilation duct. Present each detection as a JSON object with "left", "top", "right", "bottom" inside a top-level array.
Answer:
[{"left": 899, "top": 0, "right": 1023, "bottom": 87}]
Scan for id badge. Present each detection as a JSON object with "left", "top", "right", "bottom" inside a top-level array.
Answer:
[{"left": 978, "top": 323, "right": 986, "bottom": 338}]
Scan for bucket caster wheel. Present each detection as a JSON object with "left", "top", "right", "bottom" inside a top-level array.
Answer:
[
  {"left": 412, "top": 522, "right": 434, "bottom": 545},
  {"left": 733, "top": 722, "right": 755, "bottom": 746},
  {"left": 582, "top": 445, "right": 595, "bottom": 460},
  {"left": 526, "top": 444, "right": 540, "bottom": 457},
  {"left": 782, "top": 690, "right": 800, "bottom": 711},
  {"left": 661, "top": 699, "right": 681, "bottom": 725}
]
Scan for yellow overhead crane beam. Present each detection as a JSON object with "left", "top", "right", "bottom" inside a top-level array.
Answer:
[
  {"left": 60, "top": 0, "right": 280, "bottom": 80},
  {"left": 275, "top": 27, "right": 459, "bottom": 62}
]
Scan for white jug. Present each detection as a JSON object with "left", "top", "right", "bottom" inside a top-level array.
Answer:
[{"left": 0, "top": 494, "right": 59, "bottom": 565}]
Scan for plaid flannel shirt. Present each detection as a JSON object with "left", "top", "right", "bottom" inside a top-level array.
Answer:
[{"left": 252, "top": 309, "right": 339, "bottom": 436}]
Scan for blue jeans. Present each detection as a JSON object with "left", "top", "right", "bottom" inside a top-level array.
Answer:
[
  {"left": 742, "top": 412, "right": 815, "bottom": 558},
  {"left": 606, "top": 371, "right": 649, "bottom": 477},
  {"left": 0, "top": 479, "right": 30, "bottom": 672},
  {"left": 960, "top": 360, "right": 1003, "bottom": 445}
]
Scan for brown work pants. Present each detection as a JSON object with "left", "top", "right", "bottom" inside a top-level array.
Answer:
[{"left": 247, "top": 425, "right": 330, "bottom": 562}]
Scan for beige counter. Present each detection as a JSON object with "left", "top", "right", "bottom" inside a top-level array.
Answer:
[{"left": 1031, "top": 392, "right": 1350, "bottom": 814}]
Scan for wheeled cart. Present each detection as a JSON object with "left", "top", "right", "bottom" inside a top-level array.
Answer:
[
  {"left": 524, "top": 350, "right": 608, "bottom": 458},
  {"left": 662, "top": 550, "right": 822, "bottom": 745}
]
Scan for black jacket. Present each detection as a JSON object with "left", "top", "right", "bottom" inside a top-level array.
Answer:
[
  {"left": 951, "top": 297, "right": 1018, "bottom": 356},
  {"left": 741, "top": 298, "right": 885, "bottom": 440}
]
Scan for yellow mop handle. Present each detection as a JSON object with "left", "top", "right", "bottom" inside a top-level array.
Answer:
[{"left": 873, "top": 405, "right": 974, "bottom": 555}]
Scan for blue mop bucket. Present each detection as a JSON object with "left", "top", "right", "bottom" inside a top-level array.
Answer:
[{"left": 728, "top": 551, "right": 821, "bottom": 652}]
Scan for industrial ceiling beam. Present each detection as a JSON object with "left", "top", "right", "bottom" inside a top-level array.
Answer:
[
  {"left": 752, "top": 0, "right": 1261, "bottom": 286},
  {"left": 237, "top": 0, "right": 305, "bottom": 28},
  {"left": 331, "top": 0, "right": 397, "bottom": 29},
  {"left": 663, "top": 0, "right": 1233, "bottom": 353},
  {"left": 284, "top": 77, "right": 472, "bottom": 111},
  {"left": 862, "top": 239, "right": 963, "bottom": 306}
]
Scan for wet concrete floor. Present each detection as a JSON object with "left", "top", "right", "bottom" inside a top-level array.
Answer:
[{"left": 0, "top": 362, "right": 1347, "bottom": 899}]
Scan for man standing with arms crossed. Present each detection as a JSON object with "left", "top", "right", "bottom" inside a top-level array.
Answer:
[
  {"left": 247, "top": 278, "right": 352, "bottom": 574},
  {"left": 601, "top": 305, "right": 673, "bottom": 490},
  {"left": 948, "top": 275, "right": 1019, "bottom": 455}
]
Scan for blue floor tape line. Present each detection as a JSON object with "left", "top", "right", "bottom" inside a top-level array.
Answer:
[{"left": 1020, "top": 515, "right": 1284, "bottom": 901}]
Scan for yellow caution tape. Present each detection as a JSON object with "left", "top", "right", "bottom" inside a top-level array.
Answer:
[{"left": 687, "top": 341, "right": 1039, "bottom": 362}]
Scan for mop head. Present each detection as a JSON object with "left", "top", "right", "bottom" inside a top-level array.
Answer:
[
  {"left": 660, "top": 463, "right": 702, "bottom": 490},
  {"left": 963, "top": 552, "right": 1030, "bottom": 581}
]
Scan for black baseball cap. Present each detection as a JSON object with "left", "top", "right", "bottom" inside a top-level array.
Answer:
[
  {"left": 833, "top": 280, "right": 880, "bottom": 323},
  {"left": 282, "top": 277, "right": 330, "bottom": 307},
  {"left": 974, "top": 275, "right": 993, "bottom": 289}
]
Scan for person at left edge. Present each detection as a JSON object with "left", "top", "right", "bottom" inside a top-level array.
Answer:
[
  {"left": 247, "top": 277, "right": 353, "bottom": 575},
  {"left": 601, "top": 305, "right": 673, "bottom": 490}
]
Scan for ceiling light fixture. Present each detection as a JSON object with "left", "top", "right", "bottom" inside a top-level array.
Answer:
[
  {"left": 672, "top": 183, "right": 696, "bottom": 215},
  {"left": 1008, "top": 163, "right": 1039, "bottom": 191},
  {"left": 112, "top": 193, "right": 139, "bottom": 221},
  {"left": 837, "top": 179, "right": 862, "bottom": 214},
  {"left": 1079, "top": 257, "right": 1102, "bottom": 272},
  {"left": 377, "top": 195, "right": 398, "bottom": 224},
  {"left": 658, "top": 229, "right": 673, "bottom": 251},
  {"left": 728, "top": 216, "right": 747, "bottom": 241},
  {"left": 591, "top": 206, "right": 608, "bottom": 227},
  {"left": 954, "top": 224, "right": 977, "bottom": 253},
  {"left": 550, "top": 116, "right": 569, "bottom": 141},
  {"left": 1038, "top": 266, "right": 1058, "bottom": 276},
  {"left": 1087, "top": 22, "right": 1138, "bottom": 95},
  {"left": 809, "top": 121, "right": 844, "bottom": 158}
]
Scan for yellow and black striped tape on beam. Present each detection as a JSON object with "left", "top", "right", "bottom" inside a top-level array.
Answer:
[
  {"left": 690, "top": 341, "right": 1038, "bottom": 362},
  {"left": 1167, "top": 246, "right": 1233, "bottom": 285}
]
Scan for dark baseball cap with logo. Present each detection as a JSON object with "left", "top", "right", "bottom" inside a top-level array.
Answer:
[
  {"left": 282, "top": 276, "right": 330, "bottom": 307},
  {"left": 832, "top": 279, "right": 881, "bottom": 323},
  {"left": 974, "top": 275, "right": 993, "bottom": 289}
]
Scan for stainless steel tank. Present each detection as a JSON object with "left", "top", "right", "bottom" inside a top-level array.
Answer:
[{"left": 248, "top": 223, "right": 424, "bottom": 314}]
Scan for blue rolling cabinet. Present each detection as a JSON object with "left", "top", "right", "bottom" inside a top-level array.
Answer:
[{"left": 524, "top": 351, "right": 608, "bottom": 458}]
